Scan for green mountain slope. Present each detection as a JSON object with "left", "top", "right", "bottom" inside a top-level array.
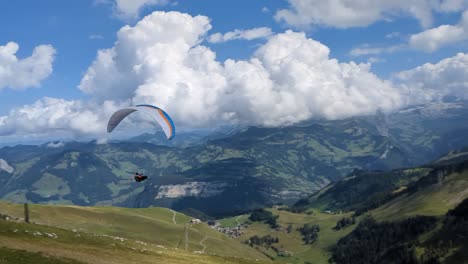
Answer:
[
  {"left": 372, "top": 167, "right": 468, "bottom": 219},
  {"left": 1, "top": 101, "right": 467, "bottom": 215},
  {"left": 293, "top": 167, "right": 432, "bottom": 214},
  {"left": 293, "top": 147, "right": 468, "bottom": 216},
  {"left": 0, "top": 202, "right": 267, "bottom": 261},
  {"left": 330, "top": 198, "right": 468, "bottom": 264},
  {"left": 233, "top": 153, "right": 468, "bottom": 264},
  {"left": 432, "top": 146, "right": 468, "bottom": 165},
  {"left": 0, "top": 218, "right": 270, "bottom": 264},
  {"left": 1, "top": 149, "right": 467, "bottom": 264}
]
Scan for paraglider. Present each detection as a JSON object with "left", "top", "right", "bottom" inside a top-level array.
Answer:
[
  {"left": 134, "top": 172, "right": 148, "bottom": 182},
  {"left": 107, "top": 104, "right": 175, "bottom": 183},
  {"left": 107, "top": 104, "right": 175, "bottom": 140}
]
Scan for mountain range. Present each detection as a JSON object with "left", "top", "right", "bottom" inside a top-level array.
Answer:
[
  {"left": 1, "top": 147, "right": 466, "bottom": 264},
  {"left": 1, "top": 101, "right": 468, "bottom": 216}
]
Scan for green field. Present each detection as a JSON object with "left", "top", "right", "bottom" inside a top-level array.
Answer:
[
  {"left": 219, "top": 215, "right": 249, "bottom": 228},
  {"left": 0, "top": 202, "right": 359, "bottom": 264},
  {"left": 372, "top": 170, "right": 468, "bottom": 220},
  {"left": 0, "top": 219, "right": 271, "bottom": 264},
  {"left": 0, "top": 247, "right": 82, "bottom": 264},
  {"left": 0, "top": 202, "right": 269, "bottom": 263},
  {"left": 225, "top": 209, "right": 356, "bottom": 264}
]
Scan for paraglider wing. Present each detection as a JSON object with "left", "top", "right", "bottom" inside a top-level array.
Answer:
[
  {"left": 107, "top": 108, "right": 138, "bottom": 133},
  {"left": 134, "top": 104, "right": 175, "bottom": 140},
  {"left": 107, "top": 104, "right": 175, "bottom": 140}
]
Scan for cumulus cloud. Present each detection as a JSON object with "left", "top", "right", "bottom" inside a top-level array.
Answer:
[
  {"left": 2, "top": 11, "right": 463, "bottom": 139},
  {"left": 409, "top": 10, "right": 468, "bottom": 52},
  {"left": 438, "top": 0, "right": 468, "bottom": 12},
  {"left": 113, "top": 0, "right": 170, "bottom": 19},
  {"left": 396, "top": 53, "right": 468, "bottom": 100},
  {"left": 208, "top": 27, "right": 273, "bottom": 43},
  {"left": 78, "top": 11, "right": 406, "bottom": 129},
  {"left": 0, "top": 42, "right": 56, "bottom": 90},
  {"left": 0, "top": 97, "right": 119, "bottom": 137},
  {"left": 275, "top": 0, "right": 468, "bottom": 29},
  {"left": 79, "top": 11, "right": 214, "bottom": 104}
]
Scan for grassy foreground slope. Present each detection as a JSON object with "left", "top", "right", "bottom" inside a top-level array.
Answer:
[
  {"left": 0, "top": 219, "right": 269, "bottom": 264},
  {"left": 0, "top": 246, "right": 82, "bottom": 264},
  {"left": 0, "top": 202, "right": 268, "bottom": 262}
]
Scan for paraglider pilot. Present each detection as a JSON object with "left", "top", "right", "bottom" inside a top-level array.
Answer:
[{"left": 134, "top": 172, "right": 148, "bottom": 182}]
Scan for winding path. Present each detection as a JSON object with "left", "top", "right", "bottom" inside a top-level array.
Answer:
[
  {"left": 199, "top": 236, "right": 208, "bottom": 253},
  {"left": 169, "top": 209, "right": 177, "bottom": 224},
  {"left": 235, "top": 215, "right": 242, "bottom": 226}
]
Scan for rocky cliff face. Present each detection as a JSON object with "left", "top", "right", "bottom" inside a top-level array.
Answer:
[
  {"left": 0, "top": 159, "right": 14, "bottom": 173},
  {"left": 154, "top": 181, "right": 229, "bottom": 199}
]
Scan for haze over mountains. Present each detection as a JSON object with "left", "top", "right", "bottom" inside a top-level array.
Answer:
[{"left": 1, "top": 101, "right": 467, "bottom": 216}]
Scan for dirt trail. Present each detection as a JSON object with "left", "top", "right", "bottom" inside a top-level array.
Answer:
[
  {"left": 169, "top": 209, "right": 177, "bottom": 224},
  {"left": 235, "top": 216, "right": 242, "bottom": 226},
  {"left": 199, "top": 236, "right": 208, "bottom": 253}
]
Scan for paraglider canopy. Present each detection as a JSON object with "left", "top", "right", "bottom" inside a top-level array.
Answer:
[{"left": 107, "top": 104, "right": 175, "bottom": 140}]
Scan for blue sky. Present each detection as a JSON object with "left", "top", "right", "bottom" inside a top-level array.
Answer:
[{"left": 0, "top": 0, "right": 467, "bottom": 143}]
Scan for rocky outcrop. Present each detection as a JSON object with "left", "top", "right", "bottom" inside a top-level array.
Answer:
[
  {"left": 0, "top": 159, "right": 14, "bottom": 173},
  {"left": 154, "top": 181, "right": 229, "bottom": 199}
]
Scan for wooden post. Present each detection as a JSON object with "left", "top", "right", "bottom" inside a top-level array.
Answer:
[
  {"left": 184, "top": 223, "right": 188, "bottom": 251},
  {"left": 24, "top": 203, "right": 29, "bottom": 223}
]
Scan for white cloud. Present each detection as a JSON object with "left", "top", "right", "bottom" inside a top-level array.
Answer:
[
  {"left": 2, "top": 11, "right": 464, "bottom": 139},
  {"left": 409, "top": 10, "right": 468, "bottom": 52},
  {"left": 46, "top": 141, "right": 65, "bottom": 148},
  {"left": 79, "top": 11, "right": 213, "bottom": 104},
  {"left": 96, "top": 137, "right": 109, "bottom": 144},
  {"left": 0, "top": 97, "right": 118, "bottom": 137},
  {"left": 396, "top": 53, "right": 468, "bottom": 100},
  {"left": 79, "top": 11, "right": 407, "bottom": 129},
  {"left": 0, "top": 42, "right": 56, "bottom": 90},
  {"left": 275, "top": 0, "right": 468, "bottom": 29},
  {"left": 113, "top": 0, "right": 170, "bottom": 20},
  {"left": 208, "top": 27, "right": 273, "bottom": 43},
  {"left": 438, "top": 0, "right": 468, "bottom": 12},
  {"left": 350, "top": 44, "right": 403, "bottom": 56}
]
